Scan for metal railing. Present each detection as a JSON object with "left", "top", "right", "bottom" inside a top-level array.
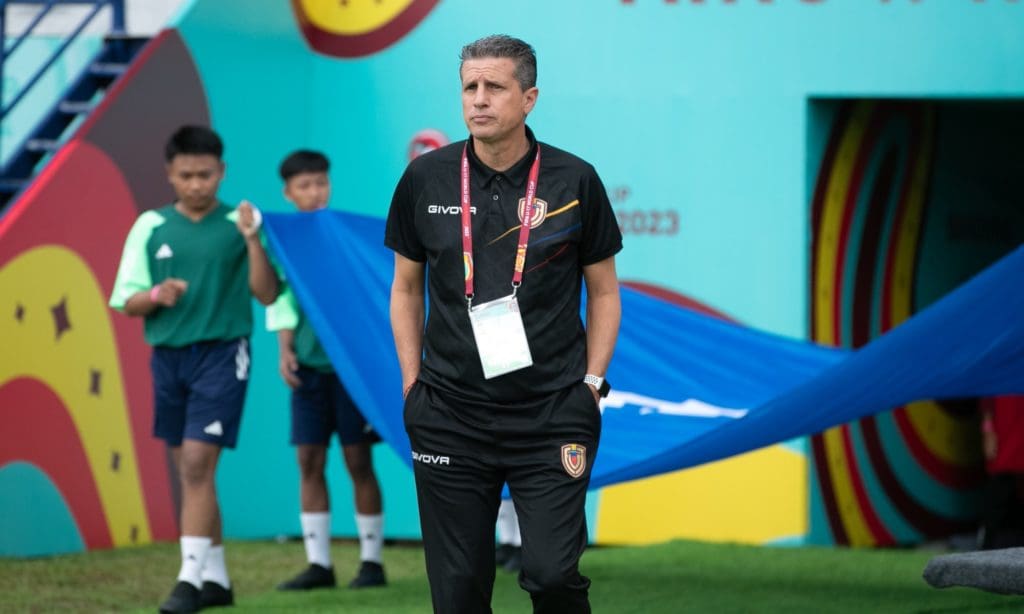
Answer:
[{"left": 0, "top": 0, "right": 125, "bottom": 152}]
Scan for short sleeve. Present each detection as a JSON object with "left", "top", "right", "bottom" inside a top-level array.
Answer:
[
  {"left": 109, "top": 210, "right": 164, "bottom": 310},
  {"left": 384, "top": 166, "right": 426, "bottom": 262},
  {"left": 266, "top": 285, "right": 300, "bottom": 331},
  {"left": 578, "top": 166, "right": 623, "bottom": 265}
]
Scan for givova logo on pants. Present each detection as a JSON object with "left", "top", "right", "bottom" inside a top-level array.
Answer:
[{"left": 412, "top": 450, "right": 450, "bottom": 465}]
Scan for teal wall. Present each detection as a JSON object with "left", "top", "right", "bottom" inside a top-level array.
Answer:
[{"left": 168, "top": 0, "right": 1024, "bottom": 541}]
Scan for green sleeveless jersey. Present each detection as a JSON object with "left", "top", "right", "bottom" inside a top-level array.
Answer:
[{"left": 109, "top": 203, "right": 253, "bottom": 347}]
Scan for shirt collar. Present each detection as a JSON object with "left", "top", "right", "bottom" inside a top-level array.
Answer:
[{"left": 466, "top": 125, "right": 538, "bottom": 189}]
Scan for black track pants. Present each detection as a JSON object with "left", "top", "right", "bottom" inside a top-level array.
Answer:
[{"left": 404, "top": 380, "right": 601, "bottom": 614}]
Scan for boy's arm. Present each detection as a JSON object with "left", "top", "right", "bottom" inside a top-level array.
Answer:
[
  {"left": 276, "top": 329, "right": 302, "bottom": 388},
  {"left": 236, "top": 200, "right": 280, "bottom": 305},
  {"left": 123, "top": 279, "right": 188, "bottom": 316},
  {"left": 267, "top": 285, "right": 301, "bottom": 388},
  {"left": 110, "top": 210, "right": 191, "bottom": 318},
  {"left": 390, "top": 253, "right": 425, "bottom": 398}
]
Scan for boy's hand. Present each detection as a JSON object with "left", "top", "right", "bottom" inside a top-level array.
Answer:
[
  {"left": 236, "top": 200, "right": 262, "bottom": 239},
  {"left": 280, "top": 348, "right": 302, "bottom": 388},
  {"left": 152, "top": 278, "right": 188, "bottom": 307}
]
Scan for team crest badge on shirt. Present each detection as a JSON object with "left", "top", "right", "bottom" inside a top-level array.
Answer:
[
  {"left": 517, "top": 197, "right": 548, "bottom": 229},
  {"left": 561, "top": 443, "right": 587, "bottom": 478}
]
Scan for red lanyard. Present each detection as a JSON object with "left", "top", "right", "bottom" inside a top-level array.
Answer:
[{"left": 460, "top": 142, "right": 541, "bottom": 307}]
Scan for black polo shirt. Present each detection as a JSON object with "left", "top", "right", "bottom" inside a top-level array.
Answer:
[{"left": 385, "top": 126, "right": 622, "bottom": 404}]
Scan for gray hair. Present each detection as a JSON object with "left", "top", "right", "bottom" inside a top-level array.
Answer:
[{"left": 459, "top": 35, "right": 537, "bottom": 91}]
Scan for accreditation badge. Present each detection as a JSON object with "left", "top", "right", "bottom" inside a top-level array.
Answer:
[{"left": 468, "top": 294, "right": 533, "bottom": 379}]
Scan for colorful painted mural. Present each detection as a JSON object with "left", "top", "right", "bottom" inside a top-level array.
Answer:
[
  {"left": 3, "top": 0, "right": 1024, "bottom": 556},
  {"left": 0, "top": 29, "right": 210, "bottom": 556},
  {"left": 808, "top": 100, "right": 1024, "bottom": 545}
]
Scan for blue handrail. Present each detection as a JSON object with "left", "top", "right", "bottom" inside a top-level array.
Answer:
[
  {"left": 0, "top": 1, "right": 126, "bottom": 119},
  {"left": 3, "top": 0, "right": 61, "bottom": 58}
]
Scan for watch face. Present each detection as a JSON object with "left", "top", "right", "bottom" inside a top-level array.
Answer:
[{"left": 599, "top": 379, "right": 611, "bottom": 397}]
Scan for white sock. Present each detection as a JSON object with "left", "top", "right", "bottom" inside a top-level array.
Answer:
[
  {"left": 301, "top": 512, "right": 332, "bottom": 568},
  {"left": 356, "top": 514, "right": 384, "bottom": 563},
  {"left": 200, "top": 544, "right": 231, "bottom": 588},
  {"left": 497, "top": 499, "right": 522, "bottom": 546},
  {"left": 177, "top": 536, "right": 212, "bottom": 589}
]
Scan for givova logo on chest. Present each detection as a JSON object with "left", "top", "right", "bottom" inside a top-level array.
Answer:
[{"left": 427, "top": 204, "right": 476, "bottom": 215}]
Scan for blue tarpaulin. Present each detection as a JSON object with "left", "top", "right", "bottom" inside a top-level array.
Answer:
[{"left": 263, "top": 210, "right": 1024, "bottom": 489}]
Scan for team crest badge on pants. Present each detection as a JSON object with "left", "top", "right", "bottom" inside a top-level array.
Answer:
[{"left": 561, "top": 443, "right": 587, "bottom": 478}]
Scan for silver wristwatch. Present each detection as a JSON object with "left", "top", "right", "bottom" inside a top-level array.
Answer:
[{"left": 583, "top": 374, "right": 610, "bottom": 398}]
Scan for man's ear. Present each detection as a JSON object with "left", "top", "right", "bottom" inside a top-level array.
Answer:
[{"left": 523, "top": 86, "right": 539, "bottom": 116}]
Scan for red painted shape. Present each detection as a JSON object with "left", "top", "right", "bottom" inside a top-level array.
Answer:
[
  {"left": 291, "top": 0, "right": 439, "bottom": 58},
  {"left": 0, "top": 378, "right": 112, "bottom": 549}
]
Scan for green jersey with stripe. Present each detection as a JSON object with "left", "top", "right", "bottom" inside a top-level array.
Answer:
[
  {"left": 109, "top": 203, "right": 253, "bottom": 347},
  {"left": 266, "top": 286, "right": 333, "bottom": 372}
]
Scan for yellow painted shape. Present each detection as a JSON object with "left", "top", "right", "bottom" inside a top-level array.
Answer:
[
  {"left": 299, "top": 0, "right": 416, "bottom": 36},
  {"left": 814, "top": 101, "right": 875, "bottom": 343},
  {"left": 0, "top": 246, "right": 150, "bottom": 546},
  {"left": 595, "top": 445, "right": 806, "bottom": 545},
  {"left": 822, "top": 427, "right": 875, "bottom": 546},
  {"left": 905, "top": 400, "right": 981, "bottom": 466}
]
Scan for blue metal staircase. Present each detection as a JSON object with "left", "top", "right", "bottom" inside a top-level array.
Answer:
[{"left": 0, "top": 0, "right": 148, "bottom": 212}]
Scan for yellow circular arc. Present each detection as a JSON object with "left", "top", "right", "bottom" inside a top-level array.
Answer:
[
  {"left": 814, "top": 100, "right": 877, "bottom": 546},
  {"left": 298, "top": 0, "right": 416, "bottom": 35}
]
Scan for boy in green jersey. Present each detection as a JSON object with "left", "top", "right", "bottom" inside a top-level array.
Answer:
[
  {"left": 267, "top": 150, "right": 387, "bottom": 591},
  {"left": 109, "top": 125, "right": 279, "bottom": 613}
]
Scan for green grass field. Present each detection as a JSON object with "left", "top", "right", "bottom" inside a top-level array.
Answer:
[{"left": 1, "top": 539, "right": 1020, "bottom": 613}]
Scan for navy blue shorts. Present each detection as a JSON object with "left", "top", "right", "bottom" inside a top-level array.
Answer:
[
  {"left": 151, "top": 338, "right": 250, "bottom": 449},
  {"left": 291, "top": 366, "right": 380, "bottom": 447}
]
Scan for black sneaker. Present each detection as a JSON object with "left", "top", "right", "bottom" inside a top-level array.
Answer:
[
  {"left": 495, "top": 543, "right": 514, "bottom": 567},
  {"left": 277, "top": 563, "right": 337, "bottom": 591},
  {"left": 348, "top": 561, "right": 387, "bottom": 589},
  {"left": 198, "top": 581, "right": 234, "bottom": 608},
  {"left": 159, "top": 581, "right": 200, "bottom": 613},
  {"left": 502, "top": 546, "right": 522, "bottom": 573}
]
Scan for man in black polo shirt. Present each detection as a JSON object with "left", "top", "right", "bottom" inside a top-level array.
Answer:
[{"left": 385, "top": 34, "right": 622, "bottom": 613}]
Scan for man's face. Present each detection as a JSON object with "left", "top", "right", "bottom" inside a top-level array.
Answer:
[
  {"left": 284, "top": 171, "right": 330, "bottom": 211},
  {"left": 166, "top": 154, "right": 224, "bottom": 213},
  {"left": 461, "top": 57, "right": 537, "bottom": 146}
]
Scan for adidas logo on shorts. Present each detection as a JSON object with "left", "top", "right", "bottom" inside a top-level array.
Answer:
[{"left": 203, "top": 420, "right": 223, "bottom": 436}]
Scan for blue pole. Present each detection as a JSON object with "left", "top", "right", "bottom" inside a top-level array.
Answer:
[{"left": 110, "top": 0, "right": 124, "bottom": 34}]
